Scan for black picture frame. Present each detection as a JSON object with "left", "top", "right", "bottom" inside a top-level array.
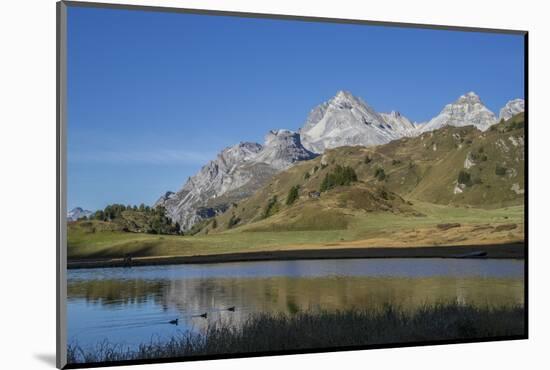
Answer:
[{"left": 56, "top": 1, "right": 528, "bottom": 368}]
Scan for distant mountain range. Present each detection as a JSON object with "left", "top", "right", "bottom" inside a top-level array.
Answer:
[
  {"left": 157, "top": 91, "right": 524, "bottom": 231},
  {"left": 208, "top": 113, "right": 525, "bottom": 234},
  {"left": 67, "top": 207, "right": 93, "bottom": 221}
]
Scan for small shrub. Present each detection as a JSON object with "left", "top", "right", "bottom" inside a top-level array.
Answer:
[
  {"left": 470, "top": 151, "right": 488, "bottom": 162},
  {"left": 495, "top": 165, "right": 507, "bottom": 176},
  {"left": 457, "top": 170, "right": 471, "bottom": 186},
  {"left": 304, "top": 172, "right": 311, "bottom": 180},
  {"left": 375, "top": 167, "right": 386, "bottom": 181},
  {"left": 377, "top": 188, "right": 389, "bottom": 200},
  {"left": 286, "top": 185, "right": 300, "bottom": 206},
  {"left": 263, "top": 196, "right": 280, "bottom": 218},
  {"left": 392, "top": 159, "right": 401, "bottom": 165},
  {"left": 364, "top": 155, "right": 372, "bottom": 164},
  {"left": 227, "top": 214, "right": 241, "bottom": 228}
]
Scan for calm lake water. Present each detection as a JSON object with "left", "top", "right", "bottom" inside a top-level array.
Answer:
[{"left": 67, "top": 258, "right": 524, "bottom": 350}]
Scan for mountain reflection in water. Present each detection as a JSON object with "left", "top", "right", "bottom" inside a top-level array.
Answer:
[{"left": 67, "top": 258, "right": 524, "bottom": 349}]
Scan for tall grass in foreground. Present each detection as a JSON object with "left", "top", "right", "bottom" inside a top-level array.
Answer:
[{"left": 68, "top": 303, "right": 524, "bottom": 364}]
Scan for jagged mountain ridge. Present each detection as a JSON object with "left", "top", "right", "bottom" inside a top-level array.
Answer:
[
  {"left": 299, "top": 91, "right": 524, "bottom": 149},
  {"left": 299, "top": 91, "right": 416, "bottom": 153},
  {"left": 157, "top": 90, "right": 524, "bottom": 231},
  {"left": 380, "top": 111, "right": 418, "bottom": 137},
  {"left": 156, "top": 130, "right": 316, "bottom": 230}
]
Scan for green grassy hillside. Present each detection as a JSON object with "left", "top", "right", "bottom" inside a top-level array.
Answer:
[
  {"left": 200, "top": 114, "right": 524, "bottom": 234},
  {"left": 68, "top": 203, "right": 523, "bottom": 260}
]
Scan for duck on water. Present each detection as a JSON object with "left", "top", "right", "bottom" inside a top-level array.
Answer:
[
  {"left": 169, "top": 318, "right": 178, "bottom": 325},
  {"left": 169, "top": 307, "right": 236, "bottom": 324}
]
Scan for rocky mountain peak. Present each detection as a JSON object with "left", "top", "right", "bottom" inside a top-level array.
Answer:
[
  {"left": 389, "top": 110, "right": 402, "bottom": 118},
  {"left": 419, "top": 91, "right": 497, "bottom": 132},
  {"left": 457, "top": 91, "right": 482, "bottom": 104},
  {"left": 499, "top": 98, "right": 525, "bottom": 121},
  {"left": 264, "top": 129, "right": 294, "bottom": 144},
  {"left": 256, "top": 129, "right": 316, "bottom": 170},
  {"left": 300, "top": 91, "right": 415, "bottom": 153},
  {"left": 218, "top": 142, "right": 262, "bottom": 166},
  {"left": 380, "top": 110, "right": 417, "bottom": 137},
  {"left": 330, "top": 90, "right": 362, "bottom": 108}
]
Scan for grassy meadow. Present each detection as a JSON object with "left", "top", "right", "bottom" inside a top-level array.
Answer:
[{"left": 68, "top": 201, "right": 523, "bottom": 261}]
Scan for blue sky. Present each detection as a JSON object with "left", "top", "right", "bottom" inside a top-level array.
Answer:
[{"left": 67, "top": 6, "right": 524, "bottom": 211}]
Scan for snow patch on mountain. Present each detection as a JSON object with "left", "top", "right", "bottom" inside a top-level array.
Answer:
[
  {"left": 300, "top": 91, "right": 413, "bottom": 153},
  {"left": 499, "top": 98, "right": 525, "bottom": 121},
  {"left": 418, "top": 92, "right": 497, "bottom": 133},
  {"left": 67, "top": 207, "right": 93, "bottom": 221}
]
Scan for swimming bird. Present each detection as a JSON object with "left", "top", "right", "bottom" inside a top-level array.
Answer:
[
  {"left": 169, "top": 319, "right": 178, "bottom": 325},
  {"left": 199, "top": 312, "right": 208, "bottom": 319},
  {"left": 227, "top": 306, "right": 235, "bottom": 312}
]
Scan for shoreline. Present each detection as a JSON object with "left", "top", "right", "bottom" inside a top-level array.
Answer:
[{"left": 67, "top": 242, "right": 525, "bottom": 269}]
